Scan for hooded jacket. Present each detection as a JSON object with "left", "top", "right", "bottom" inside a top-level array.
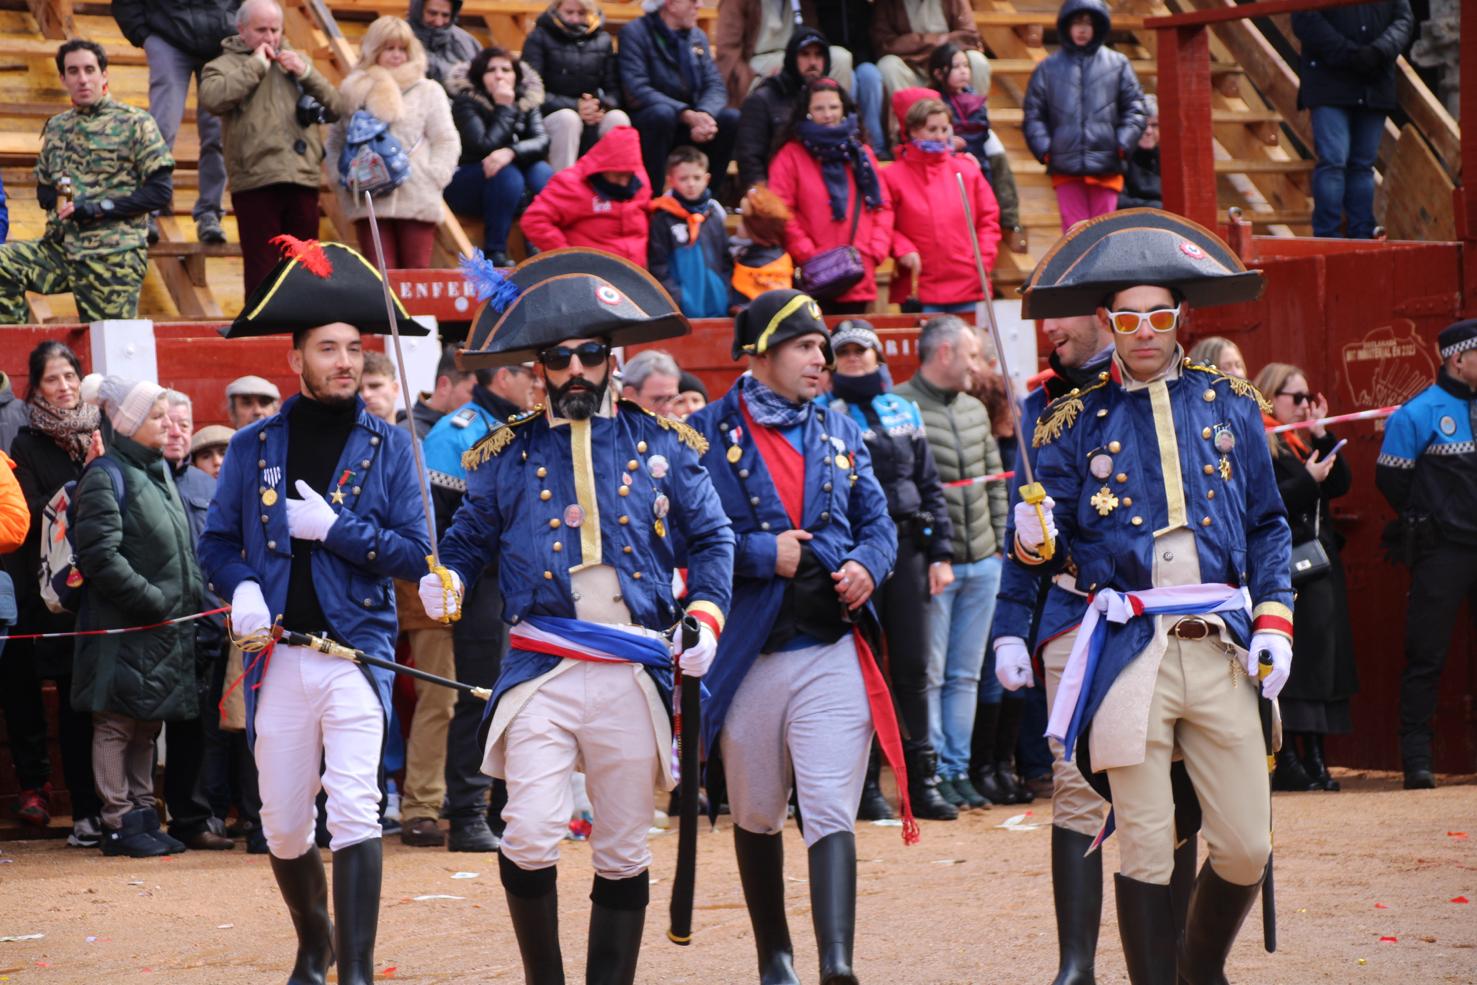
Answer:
[
  {"left": 325, "top": 51, "right": 461, "bottom": 224},
  {"left": 1291, "top": 0, "right": 1413, "bottom": 111},
  {"left": 882, "top": 139, "right": 1000, "bottom": 306},
  {"left": 113, "top": 0, "right": 239, "bottom": 63},
  {"left": 1021, "top": 0, "right": 1146, "bottom": 177},
  {"left": 734, "top": 25, "right": 831, "bottom": 192},
  {"left": 407, "top": 0, "right": 482, "bottom": 87},
  {"left": 0, "top": 373, "right": 28, "bottom": 453},
  {"left": 872, "top": 0, "right": 980, "bottom": 67},
  {"left": 446, "top": 60, "right": 550, "bottom": 167},
  {"left": 617, "top": 10, "right": 728, "bottom": 118},
  {"left": 648, "top": 192, "right": 732, "bottom": 318},
  {"left": 714, "top": 0, "right": 823, "bottom": 105},
  {"left": 521, "top": 6, "right": 623, "bottom": 115},
  {"left": 519, "top": 126, "right": 651, "bottom": 264}
]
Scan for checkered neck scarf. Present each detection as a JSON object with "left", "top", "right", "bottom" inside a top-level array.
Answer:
[{"left": 739, "top": 372, "right": 811, "bottom": 428}]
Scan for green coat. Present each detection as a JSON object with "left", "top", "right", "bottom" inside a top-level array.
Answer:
[
  {"left": 894, "top": 372, "right": 1008, "bottom": 564},
  {"left": 71, "top": 433, "right": 201, "bottom": 722}
]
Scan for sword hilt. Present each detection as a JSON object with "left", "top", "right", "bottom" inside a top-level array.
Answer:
[
  {"left": 427, "top": 555, "right": 462, "bottom": 624},
  {"left": 1019, "top": 481, "right": 1055, "bottom": 561}
]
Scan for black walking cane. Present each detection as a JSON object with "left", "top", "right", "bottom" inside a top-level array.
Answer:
[
  {"left": 279, "top": 629, "right": 491, "bottom": 700},
  {"left": 1257, "top": 650, "right": 1279, "bottom": 953},
  {"left": 667, "top": 615, "right": 703, "bottom": 945}
]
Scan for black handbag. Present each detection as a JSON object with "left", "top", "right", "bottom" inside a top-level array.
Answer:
[{"left": 1290, "top": 508, "right": 1331, "bottom": 586}]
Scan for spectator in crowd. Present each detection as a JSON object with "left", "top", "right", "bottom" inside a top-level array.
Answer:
[
  {"left": 872, "top": 0, "right": 989, "bottom": 134},
  {"left": 733, "top": 25, "right": 831, "bottom": 192},
  {"left": 360, "top": 351, "right": 402, "bottom": 424},
  {"left": 190, "top": 425, "right": 234, "bottom": 480},
  {"left": 1119, "top": 94, "right": 1162, "bottom": 209},
  {"left": 0, "top": 370, "right": 30, "bottom": 452},
  {"left": 769, "top": 77, "right": 893, "bottom": 316},
  {"left": 73, "top": 374, "right": 201, "bottom": 857},
  {"left": 327, "top": 17, "right": 460, "bottom": 269},
  {"left": 0, "top": 458, "right": 27, "bottom": 818},
  {"left": 0, "top": 40, "right": 174, "bottom": 325},
  {"left": 730, "top": 184, "right": 795, "bottom": 309},
  {"left": 1189, "top": 335, "right": 1248, "bottom": 378},
  {"left": 521, "top": 0, "right": 632, "bottom": 174},
  {"left": 618, "top": 0, "right": 739, "bottom": 195},
  {"left": 225, "top": 375, "right": 282, "bottom": 427},
  {"left": 443, "top": 47, "right": 552, "bottom": 267},
  {"left": 112, "top": 0, "right": 236, "bottom": 246},
  {"left": 201, "top": 0, "right": 345, "bottom": 295},
  {"left": 1292, "top": 0, "right": 1413, "bottom": 239},
  {"left": 813, "top": 1, "right": 888, "bottom": 156},
  {"left": 648, "top": 146, "right": 732, "bottom": 319},
  {"left": 927, "top": 43, "right": 1028, "bottom": 255},
  {"left": 894, "top": 316, "right": 1008, "bottom": 811},
  {"left": 408, "top": 0, "right": 480, "bottom": 88},
  {"left": 1022, "top": 0, "right": 1146, "bottom": 231},
  {"left": 883, "top": 93, "right": 1000, "bottom": 315},
  {"left": 404, "top": 347, "right": 477, "bottom": 438},
  {"left": 619, "top": 349, "right": 682, "bottom": 415},
  {"left": 520, "top": 125, "right": 650, "bottom": 265},
  {"left": 1, "top": 341, "right": 103, "bottom": 846},
  {"left": 671, "top": 370, "right": 708, "bottom": 420},
  {"left": 0, "top": 171, "right": 8, "bottom": 245},
  {"left": 716, "top": 1, "right": 853, "bottom": 100},
  {"left": 819, "top": 320, "right": 960, "bottom": 822},
  {"left": 1255, "top": 362, "right": 1356, "bottom": 793}
]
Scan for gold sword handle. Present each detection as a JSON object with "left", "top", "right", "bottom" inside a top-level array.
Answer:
[
  {"left": 427, "top": 555, "right": 462, "bottom": 624},
  {"left": 1019, "top": 481, "right": 1055, "bottom": 561}
]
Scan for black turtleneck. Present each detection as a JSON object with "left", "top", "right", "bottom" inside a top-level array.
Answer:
[{"left": 284, "top": 395, "right": 357, "bottom": 636}]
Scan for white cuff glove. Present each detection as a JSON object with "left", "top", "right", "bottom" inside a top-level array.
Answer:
[
  {"left": 229, "top": 580, "right": 271, "bottom": 638},
  {"left": 677, "top": 623, "right": 718, "bottom": 678},
  {"left": 419, "top": 568, "right": 464, "bottom": 621},
  {"left": 1247, "top": 633, "right": 1292, "bottom": 700},
  {"left": 994, "top": 636, "right": 1034, "bottom": 691},
  {"left": 1012, "top": 496, "right": 1057, "bottom": 554},
  {"left": 286, "top": 479, "right": 339, "bottom": 542}
]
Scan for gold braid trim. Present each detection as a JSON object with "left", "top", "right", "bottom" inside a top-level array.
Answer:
[
  {"left": 619, "top": 399, "right": 711, "bottom": 454},
  {"left": 1032, "top": 380, "right": 1106, "bottom": 448},
  {"left": 1185, "top": 361, "right": 1273, "bottom": 414},
  {"left": 460, "top": 407, "right": 543, "bottom": 472}
]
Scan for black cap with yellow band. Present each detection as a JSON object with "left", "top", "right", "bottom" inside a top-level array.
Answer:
[{"left": 731, "top": 288, "right": 832, "bottom": 364}]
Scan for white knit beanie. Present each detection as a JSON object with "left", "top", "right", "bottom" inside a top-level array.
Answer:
[{"left": 80, "top": 373, "right": 166, "bottom": 438}]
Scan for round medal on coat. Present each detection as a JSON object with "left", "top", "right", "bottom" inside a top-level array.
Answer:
[
  {"left": 647, "top": 454, "right": 670, "bottom": 479},
  {"left": 653, "top": 494, "right": 670, "bottom": 519},
  {"left": 1089, "top": 454, "right": 1113, "bottom": 480},
  {"left": 1214, "top": 428, "right": 1236, "bottom": 453},
  {"left": 563, "top": 504, "right": 585, "bottom": 528},
  {"left": 1440, "top": 415, "right": 1457, "bottom": 436}
]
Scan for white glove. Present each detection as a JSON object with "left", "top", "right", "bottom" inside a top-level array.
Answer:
[
  {"left": 677, "top": 623, "right": 718, "bottom": 678},
  {"left": 1247, "top": 633, "right": 1292, "bottom": 700},
  {"left": 1013, "top": 496, "right": 1057, "bottom": 554},
  {"left": 286, "top": 479, "right": 339, "bottom": 542},
  {"left": 994, "top": 636, "right": 1034, "bottom": 690},
  {"left": 229, "top": 580, "right": 271, "bottom": 638},
  {"left": 419, "top": 567, "right": 464, "bottom": 621}
]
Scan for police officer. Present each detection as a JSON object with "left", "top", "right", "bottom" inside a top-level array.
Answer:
[
  {"left": 995, "top": 210, "right": 1293, "bottom": 985},
  {"left": 689, "top": 290, "right": 902, "bottom": 985},
  {"left": 419, "top": 249, "right": 734, "bottom": 985},
  {"left": 1375, "top": 318, "right": 1477, "bottom": 790},
  {"left": 198, "top": 239, "right": 434, "bottom": 985}
]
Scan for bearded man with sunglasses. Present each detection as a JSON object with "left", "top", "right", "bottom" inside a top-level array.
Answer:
[
  {"left": 420, "top": 249, "right": 733, "bottom": 985},
  {"left": 995, "top": 211, "right": 1292, "bottom": 985}
]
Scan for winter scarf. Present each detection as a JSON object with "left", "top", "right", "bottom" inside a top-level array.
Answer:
[
  {"left": 911, "top": 138, "right": 952, "bottom": 154},
  {"left": 340, "top": 57, "right": 430, "bottom": 123},
  {"left": 649, "top": 190, "right": 713, "bottom": 243},
  {"left": 1264, "top": 411, "right": 1311, "bottom": 460},
  {"left": 648, "top": 13, "right": 698, "bottom": 92},
  {"left": 29, "top": 394, "right": 100, "bottom": 465},
  {"left": 830, "top": 369, "right": 890, "bottom": 404},
  {"left": 796, "top": 115, "right": 882, "bottom": 221},
  {"left": 591, "top": 172, "right": 643, "bottom": 201},
  {"left": 740, "top": 372, "right": 812, "bottom": 428}
]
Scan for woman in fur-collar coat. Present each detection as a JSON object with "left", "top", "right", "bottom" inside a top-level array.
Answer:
[{"left": 326, "top": 16, "right": 461, "bottom": 267}]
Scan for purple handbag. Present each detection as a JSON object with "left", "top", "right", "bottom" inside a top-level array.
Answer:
[{"left": 798, "top": 196, "right": 865, "bottom": 300}]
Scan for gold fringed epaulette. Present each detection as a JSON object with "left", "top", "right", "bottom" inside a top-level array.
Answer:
[
  {"left": 1032, "top": 379, "right": 1106, "bottom": 448},
  {"left": 1184, "top": 360, "right": 1273, "bottom": 414},
  {"left": 619, "top": 399, "right": 710, "bottom": 454},
  {"left": 460, "top": 406, "right": 542, "bottom": 472}
]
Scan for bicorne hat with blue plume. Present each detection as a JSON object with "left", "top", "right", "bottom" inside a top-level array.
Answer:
[{"left": 455, "top": 248, "right": 690, "bottom": 368}]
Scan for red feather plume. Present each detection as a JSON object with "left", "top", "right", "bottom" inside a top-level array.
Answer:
[{"left": 269, "top": 234, "right": 333, "bottom": 278}]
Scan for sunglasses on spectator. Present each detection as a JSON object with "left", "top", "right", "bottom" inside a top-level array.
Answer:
[
  {"left": 538, "top": 342, "right": 610, "bottom": 370},
  {"left": 1106, "top": 305, "right": 1182, "bottom": 335},
  {"left": 1277, "top": 390, "right": 1312, "bottom": 405}
]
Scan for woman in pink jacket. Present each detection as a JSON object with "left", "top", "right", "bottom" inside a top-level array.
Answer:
[
  {"left": 767, "top": 77, "right": 893, "bottom": 315},
  {"left": 883, "top": 90, "right": 1001, "bottom": 313}
]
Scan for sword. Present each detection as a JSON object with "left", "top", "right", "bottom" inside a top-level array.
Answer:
[
  {"left": 955, "top": 173, "right": 1054, "bottom": 559},
  {"left": 667, "top": 615, "right": 702, "bottom": 946},
  {"left": 1257, "top": 650, "right": 1279, "bottom": 953},
  {"left": 281, "top": 628, "right": 491, "bottom": 700},
  {"left": 362, "top": 191, "right": 460, "bottom": 623}
]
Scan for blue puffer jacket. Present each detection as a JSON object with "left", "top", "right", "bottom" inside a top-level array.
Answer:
[{"left": 1022, "top": 0, "right": 1146, "bottom": 177}]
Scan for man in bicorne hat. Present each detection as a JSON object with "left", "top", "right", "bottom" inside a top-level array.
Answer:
[
  {"left": 419, "top": 247, "right": 734, "bottom": 985},
  {"left": 688, "top": 289, "right": 903, "bottom": 985},
  {"left": 198, "top": 237, "right": 434, "bottom": 985},
  {"left": 993, "top": 209, "right": 1293, "bottom": 985}
]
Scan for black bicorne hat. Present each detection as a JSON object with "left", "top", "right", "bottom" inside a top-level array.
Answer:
[
  {"left": 732, "top": 288, "right": 832, "bottom": 363},
  {"left": 1021, "top": 208, "right": 1265, "bottom": 319},
  {"left": 222, "top": 237, "right": 427, "bottom": 338},
  {"left": 456, "top": 248, "right": 689, "bottom": 369}
]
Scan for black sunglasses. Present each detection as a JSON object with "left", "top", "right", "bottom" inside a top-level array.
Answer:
[
  {"left": 1277, "top": 391, "right": 1311, "bottom": 405},
  {"left": 538, "top": 341, "right": 610, "bottom": 370}
]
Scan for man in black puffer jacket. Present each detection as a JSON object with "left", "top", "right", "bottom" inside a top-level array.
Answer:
[
  {"left": 734, "top": 26, "right": 831, "bottom": 192},
  {"left": 521, "top": 3, "right": 631, "bottom": 172},
  {"left": 1022, "top": 0, "right": 1145, "bottom": 232},
  {"left": 112, "top": 0, "right": 238, "bottom": 245},
  {"left": 1292, "top": 0, "right": 1413, "bottom": 239}
]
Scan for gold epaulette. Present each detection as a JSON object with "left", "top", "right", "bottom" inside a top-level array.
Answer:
[
  {"left": 460, "top": 406, "right": 543, "bottom": 472},
  {"left": 619, "top": 399, "right": 710, "bottom": 454},
  {"left": 1032, "top": 377, "right": 1108, "bottom": 448},
  {"left": 1184, "top": 359, "right": 1273, "bottom": 413}
]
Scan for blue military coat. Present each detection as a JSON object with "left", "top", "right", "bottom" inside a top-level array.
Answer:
[
  {"left": 689, "top": 385, "right": 898, "bottom": 751},
  {"left": 197, "top": 395, "right": 432, "bottom": 746}
]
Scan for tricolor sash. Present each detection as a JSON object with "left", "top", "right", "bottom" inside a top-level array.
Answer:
[{"left": 510, "top": 614, "right": 673, "bottom": 671}]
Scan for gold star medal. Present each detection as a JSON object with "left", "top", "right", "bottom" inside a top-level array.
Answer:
[
  {"left": 1218, "top": 456, "right": 1232, "bottom": 481},
  {"left": 331, "top": 488, "right": 346, "bottom": 505},
  {"left": 1090, "top": 486, "right": 1120, "bottom": 517}
]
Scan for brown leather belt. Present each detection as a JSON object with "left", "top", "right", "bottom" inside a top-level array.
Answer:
[{"left": 1169, "top": 617, "right": 1212, "bottom": 640}]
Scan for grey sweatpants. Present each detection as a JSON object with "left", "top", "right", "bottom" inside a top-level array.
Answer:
[
  {"left": 142, "top": 34, "right": 225, "bottom": 218},
  {"left": 720, "top": 635, "right": 873, "bottom": 847}
]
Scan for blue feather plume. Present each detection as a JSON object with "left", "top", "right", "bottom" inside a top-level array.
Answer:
[{"left": 459, "top": 249, "right": 521, "bottom": 313}]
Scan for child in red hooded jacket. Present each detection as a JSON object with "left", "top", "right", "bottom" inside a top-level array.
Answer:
[{"left": 519, "top": 125, "right": 650, "bottom": 265}]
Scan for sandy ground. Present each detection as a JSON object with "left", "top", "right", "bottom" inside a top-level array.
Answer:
[{"left": 0, "top": 770, "right": 1472, "bottom": 985}]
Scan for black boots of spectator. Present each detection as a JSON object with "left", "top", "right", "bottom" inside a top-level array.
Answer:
[
  {"left": 1114, "top": 873, "right": 1177, "bottom": 985},
  {"left": 500, "top": 852, "right": 565, "bottom": 985},
  {"left": 331, "top": 839, "right": 382, "bottom": 985},
  {"left": 904, "top": 741, "right": 958, "bottom": 820},
  {"left": 734, "top": 827, "right": 800, "bottom": 984},
  {"left": 971, "top": 700, "right": 1034, "bottom": 805},
  {"left": 1299, "top": 733, "right": 1340, "bottom": 791},
  {"left": 269, "top": 848, "right": 334, "bottom": 985},
  {"left": 809, "top": 832, "right": 859, "bottom": 985},
  {"left": 587, "top": 873, "right": 648, "bottom": 985},
  {"left": 1050, "top": 827, "right": 1101, "bottom": 985},
  {"left": 856, "top": 745, "right": 894, "bottom": 821},
  {"left": 1176, "top": 864, "right": 1263, "bottom": 985}
]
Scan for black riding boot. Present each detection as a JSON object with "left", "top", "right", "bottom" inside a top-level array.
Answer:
[
  {"left": 969, "top": 701, "right": 1006, "bottom": 804},
  {"left": 1114, "top": 873, "right": 1177, "bottom": 985},
  {"left": 269, "top": 849, "right": 334, "bottom": 985},
  {"left": 856, "top": 744, "right": 894, "bottom": 820},
  {"left": 1177, "top": 864, "right": 1262, "bottom": 985},
  {"left": 809, "top": 832, "right": 858, "bottom": 985},
  {"left": 904, "top": 741, "right": 958, "bottom": 821},
  {"left": 1302, "top": 733, "right": 1340, "bottom": 791},
  {"left": 587, "top": 873, "right": 647, "bottom": 985},
  {"left": 994, "top": 698, "right": 1033, "bottom": 804},
  {"left": 734, "top": 828, "right": 800, "bottom": 984},
  {"left": 330, "top": 839, "right": 381, "bottom": 985},
  {"left": 1050, "top": 827, "right": 1100, "bottom": 985},
  {"left": 500, "top": 852, "right": 566, "bottom": 985},
  {"left": 1170, "top": 837, "right": 1198, "bottom": 936},
  {"left": 1272, "top": 737, "right": 1316, "bottom": 791}
]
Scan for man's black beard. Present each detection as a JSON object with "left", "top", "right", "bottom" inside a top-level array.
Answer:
[
  {"left": 550, "top": 376, "right": 607, "bottom": 420},
  {"left": 302, "top": 374, "right": 359, "bottom": 411}
]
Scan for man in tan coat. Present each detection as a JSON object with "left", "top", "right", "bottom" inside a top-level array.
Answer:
[
  {"left": 872, "top": 0, "right": 989, "bottom": 131},
  {"left": 200, "top": 0, "right": 344, "bottom": 294}
]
